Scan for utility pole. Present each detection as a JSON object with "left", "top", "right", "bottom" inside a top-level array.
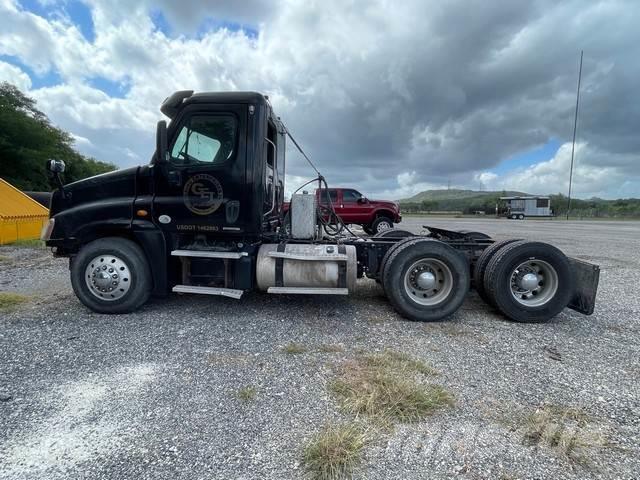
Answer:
[{"left": 566, "top": 50, "right": 583, "bottom": 220}]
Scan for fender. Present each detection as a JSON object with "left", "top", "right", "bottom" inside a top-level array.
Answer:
[{"left": 132, "top": 220, "right": 169, "bottom": 296}]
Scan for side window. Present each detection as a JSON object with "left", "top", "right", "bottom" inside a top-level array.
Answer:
[
  {"left": 536, "top": 198, "right": 549, "bottom": 208},
  {"left": 343, "top": 190, "right": 362, "bottom": 203},
  {"left": 319, "top": 189, "right": 338, "bottom": 204},
  {"left": 170, "top": 115, "right": 237, "bottom": 165}
]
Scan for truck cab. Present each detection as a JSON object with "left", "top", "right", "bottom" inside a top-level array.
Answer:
[{"left": 43, "top": 91, "right": 287, "bottom": 309}]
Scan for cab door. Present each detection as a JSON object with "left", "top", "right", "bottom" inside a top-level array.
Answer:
[
  {"left": 340, "top": 189, "right": 371, "bottom": 223},
  {"left": 152, "top": 104, "right": 248, "bottom": 236}
]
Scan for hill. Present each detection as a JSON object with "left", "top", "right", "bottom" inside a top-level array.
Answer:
[
  {"left": 399, "top": 189, "right": 640, "bottom": 218},
  {"left": 400, "top": 188, "right": 529, "bottom": 203},
  {"left": 0, "top": 83, "right": 116, "bottom": 191}
]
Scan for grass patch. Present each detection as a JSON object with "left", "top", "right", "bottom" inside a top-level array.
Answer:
[
  {"left": 330, "top": 350, "right": 452, "bottom": 423},
  {"left": 11, "top": 238, "right": 45, "bottom": 248},
  {"left": 281, "top": 342, "right": 307, "bottom": 354},
  {"left": 0, "top": 255, "right": 11, "bottom": 262},
  {"left": 362, "top": 349, "right": 438, "bottom": 376},
  {"left": 521, "top": 404, "right": 603, "bottom": 463},
  {"left": 302, "top": 422, "right": 367, "bottom": 480},
  {"left": 236, "top": 386, "right": 257, "bottom": 402},
  {"left": 208, "top": 353, "right": 249, "bottom": 366},
  {"left": 317, "top": 344, "right": 344, "bottom": 354},
  {"left": 0, "top": 292, "right": 30, "bottom": 311}
]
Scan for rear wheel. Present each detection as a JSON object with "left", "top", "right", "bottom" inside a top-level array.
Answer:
[
  {"left": 383, "top": 239, "right": 469, "bottom": 322},
  {"left": 71, "top": 237, "right": 152, "bottom": 314},
  {"left": 378, "top": 237, "right": 424, "bottom": 293},
  {"left": 473, "top": 238, "right": 522, "bottom": 304},
  {"left": 518, "top": 214, "right": 525, "bottom": 220},
  {"left": 483, "top": 241, "right": 574, "bottom": 322},
  {"left": 372, "top": 216, "right": 394, "bottom": 233}
]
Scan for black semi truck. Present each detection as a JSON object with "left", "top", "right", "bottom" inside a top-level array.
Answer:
[{"left": 41, "top": 91, "right": 599, "bottom": 322}]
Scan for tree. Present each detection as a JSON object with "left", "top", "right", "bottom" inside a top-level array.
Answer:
[{"left": 0, "top": 82, "right": 115, "bottom": 191}]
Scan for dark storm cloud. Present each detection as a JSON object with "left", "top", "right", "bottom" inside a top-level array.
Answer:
[{"left": 260, "top": 0, "right": 640, "bottom": 192}]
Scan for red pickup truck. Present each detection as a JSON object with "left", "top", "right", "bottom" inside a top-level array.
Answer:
[{"left": 284, "top": 188, "right": 402, "bottom": 234}]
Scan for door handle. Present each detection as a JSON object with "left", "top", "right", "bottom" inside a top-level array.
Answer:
[{"left": 167, "top": 170, "right": 182, "bottom": 186}]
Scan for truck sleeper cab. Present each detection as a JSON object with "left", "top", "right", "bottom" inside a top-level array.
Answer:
[{"left": 42, "top": 91, "right": 600, "bottom": 324}]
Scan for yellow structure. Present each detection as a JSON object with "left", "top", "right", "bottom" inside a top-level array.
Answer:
[{"left": 0, "top": 178, "right": 50, "bottom": 245}]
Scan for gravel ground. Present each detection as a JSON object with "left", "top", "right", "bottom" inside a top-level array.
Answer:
[{"left": 1, "top": 217, "right": 639, "bottom": 479}]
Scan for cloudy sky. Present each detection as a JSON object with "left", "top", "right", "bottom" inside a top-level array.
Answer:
[{"left": 1, "top": 0, "right": 639, "bottom": 199}]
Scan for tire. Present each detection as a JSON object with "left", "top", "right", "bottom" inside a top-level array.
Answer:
[
  {"left": 483, "top": 241, "right": 574, "bottom": 323},
  {"left": 363, "top": 226, "right": 375, "bottom": 235},
  {"left": 378, "top": 237, "right": 425, "bottom": 294},
  {"left": 383, "top": 239, "right": 470, "bottom": 322},
  {"left": 70, "top": 237, "right": 152, "bottom": 314},
  {"left": 373, "top": 228, "right": 415, "bottom": 239},
  {"left": 473, "top": 238, "right": 522, "bottom": 305},
  {"left": 509, "top": 214, "right": 517, "bottom": 220},
  {"left": 518, "top": 214, "right": 525, "bottom": 220},
  {"left": 372, "top": 216, "right": 394, "bottom": 233}
]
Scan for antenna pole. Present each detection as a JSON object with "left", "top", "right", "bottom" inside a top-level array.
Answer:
[{"left": 566, "top": 50, "right": 583, "bottom": 220}]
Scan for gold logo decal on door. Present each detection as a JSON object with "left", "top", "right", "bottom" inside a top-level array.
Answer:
[{"left": 183, "top": 174, "right": 224, "bottom": 215}]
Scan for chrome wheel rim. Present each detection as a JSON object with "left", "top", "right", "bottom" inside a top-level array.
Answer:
[
  {"left": 509, "top": 259, "right": 558, "bottom": 307},
  {"left": 84, "top": 254, "right": 132, "bottom": 301},
  {"left": 376, "top": 221, "right": 392, "bottom": 232},
  {"left": 403, "top": 258, "right": 453, "bottom": 306}
]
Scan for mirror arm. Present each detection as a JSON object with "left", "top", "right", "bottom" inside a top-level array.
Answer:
[{"left": 53, "top": 173, "right": 67, "bottom": 199}]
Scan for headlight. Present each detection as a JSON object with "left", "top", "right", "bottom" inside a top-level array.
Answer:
[{"left": 40, "top": 218, "right": 55, "bottom": 241}]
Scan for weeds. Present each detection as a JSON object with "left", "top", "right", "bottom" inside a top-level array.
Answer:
[
  {"left": 362, "top": 349, "right": 438, "bottom": 376},
  {"left": 281, "top": 342, "right": 307, "bottom": 354},
  {"left": 330, "top": 350, "right": 452, "bottom": 423},
  {"left": 522, "top": 404, "right": 603, "bottom": 463},
  {"left": 11, "top": 238, "right": 45, "bottom": 248},
  {"left": 317, "top": 344, "right": 344, "bottom": 354},
  {"left": 302, "top": 422, "right": 367, "bottom": 480},
  {"left": 236, "top": 386, "right": 257, "bottom": 402},
  {"left": 0, "top": 292, "right": 30, "bottom": 311}
]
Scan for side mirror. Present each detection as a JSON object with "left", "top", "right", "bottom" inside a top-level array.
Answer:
[
  {"left": 358, "top": 197, "right": 368, "bottom": 204},
  {"left": 47, "top": 159, "right": 66, "bottom": 173},
  {"left": 46, "top": 159, "right": 67, "bottom": 199},
  {"left": 155, "top": 120, "right": 168, "bottom": 164}
]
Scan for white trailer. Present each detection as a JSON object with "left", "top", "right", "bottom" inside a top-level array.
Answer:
[{"left": 498, "top": 196, "right": 552, "bottom": 219}]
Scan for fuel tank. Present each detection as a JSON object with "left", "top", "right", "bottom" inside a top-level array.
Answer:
[{"left": 256, "top": 243, "right": 357, "bottom": 292}]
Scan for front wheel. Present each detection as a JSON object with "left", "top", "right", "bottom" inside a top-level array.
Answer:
[
  {"left": 372, "top": 216, "right": 394, "bottom": 233},
  {"left": 70, "top": 237, "right": 152, "bottom": 314},
  {"left": 383, "top": 239, "right": 469, "bottom": 322}
]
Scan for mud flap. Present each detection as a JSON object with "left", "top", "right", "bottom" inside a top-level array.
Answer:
[{"left": 568, "top": 257, "right": 600, "bottom": 315}]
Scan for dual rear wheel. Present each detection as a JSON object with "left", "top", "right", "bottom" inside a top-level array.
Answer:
[{"left": 380, "top": 237, "right": 574, "bottom": 323}]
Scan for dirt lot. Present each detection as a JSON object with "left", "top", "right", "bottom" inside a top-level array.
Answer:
[{"left": 1, "top": 218, "right": 639, "bottom": 479}]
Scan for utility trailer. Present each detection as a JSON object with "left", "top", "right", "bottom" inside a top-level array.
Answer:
[
  {"left": 41, "top": 91, "right": 599, "bottom": 323},
  {"left": 497, "top": 196, "right": 553, "bottom": 220}
]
